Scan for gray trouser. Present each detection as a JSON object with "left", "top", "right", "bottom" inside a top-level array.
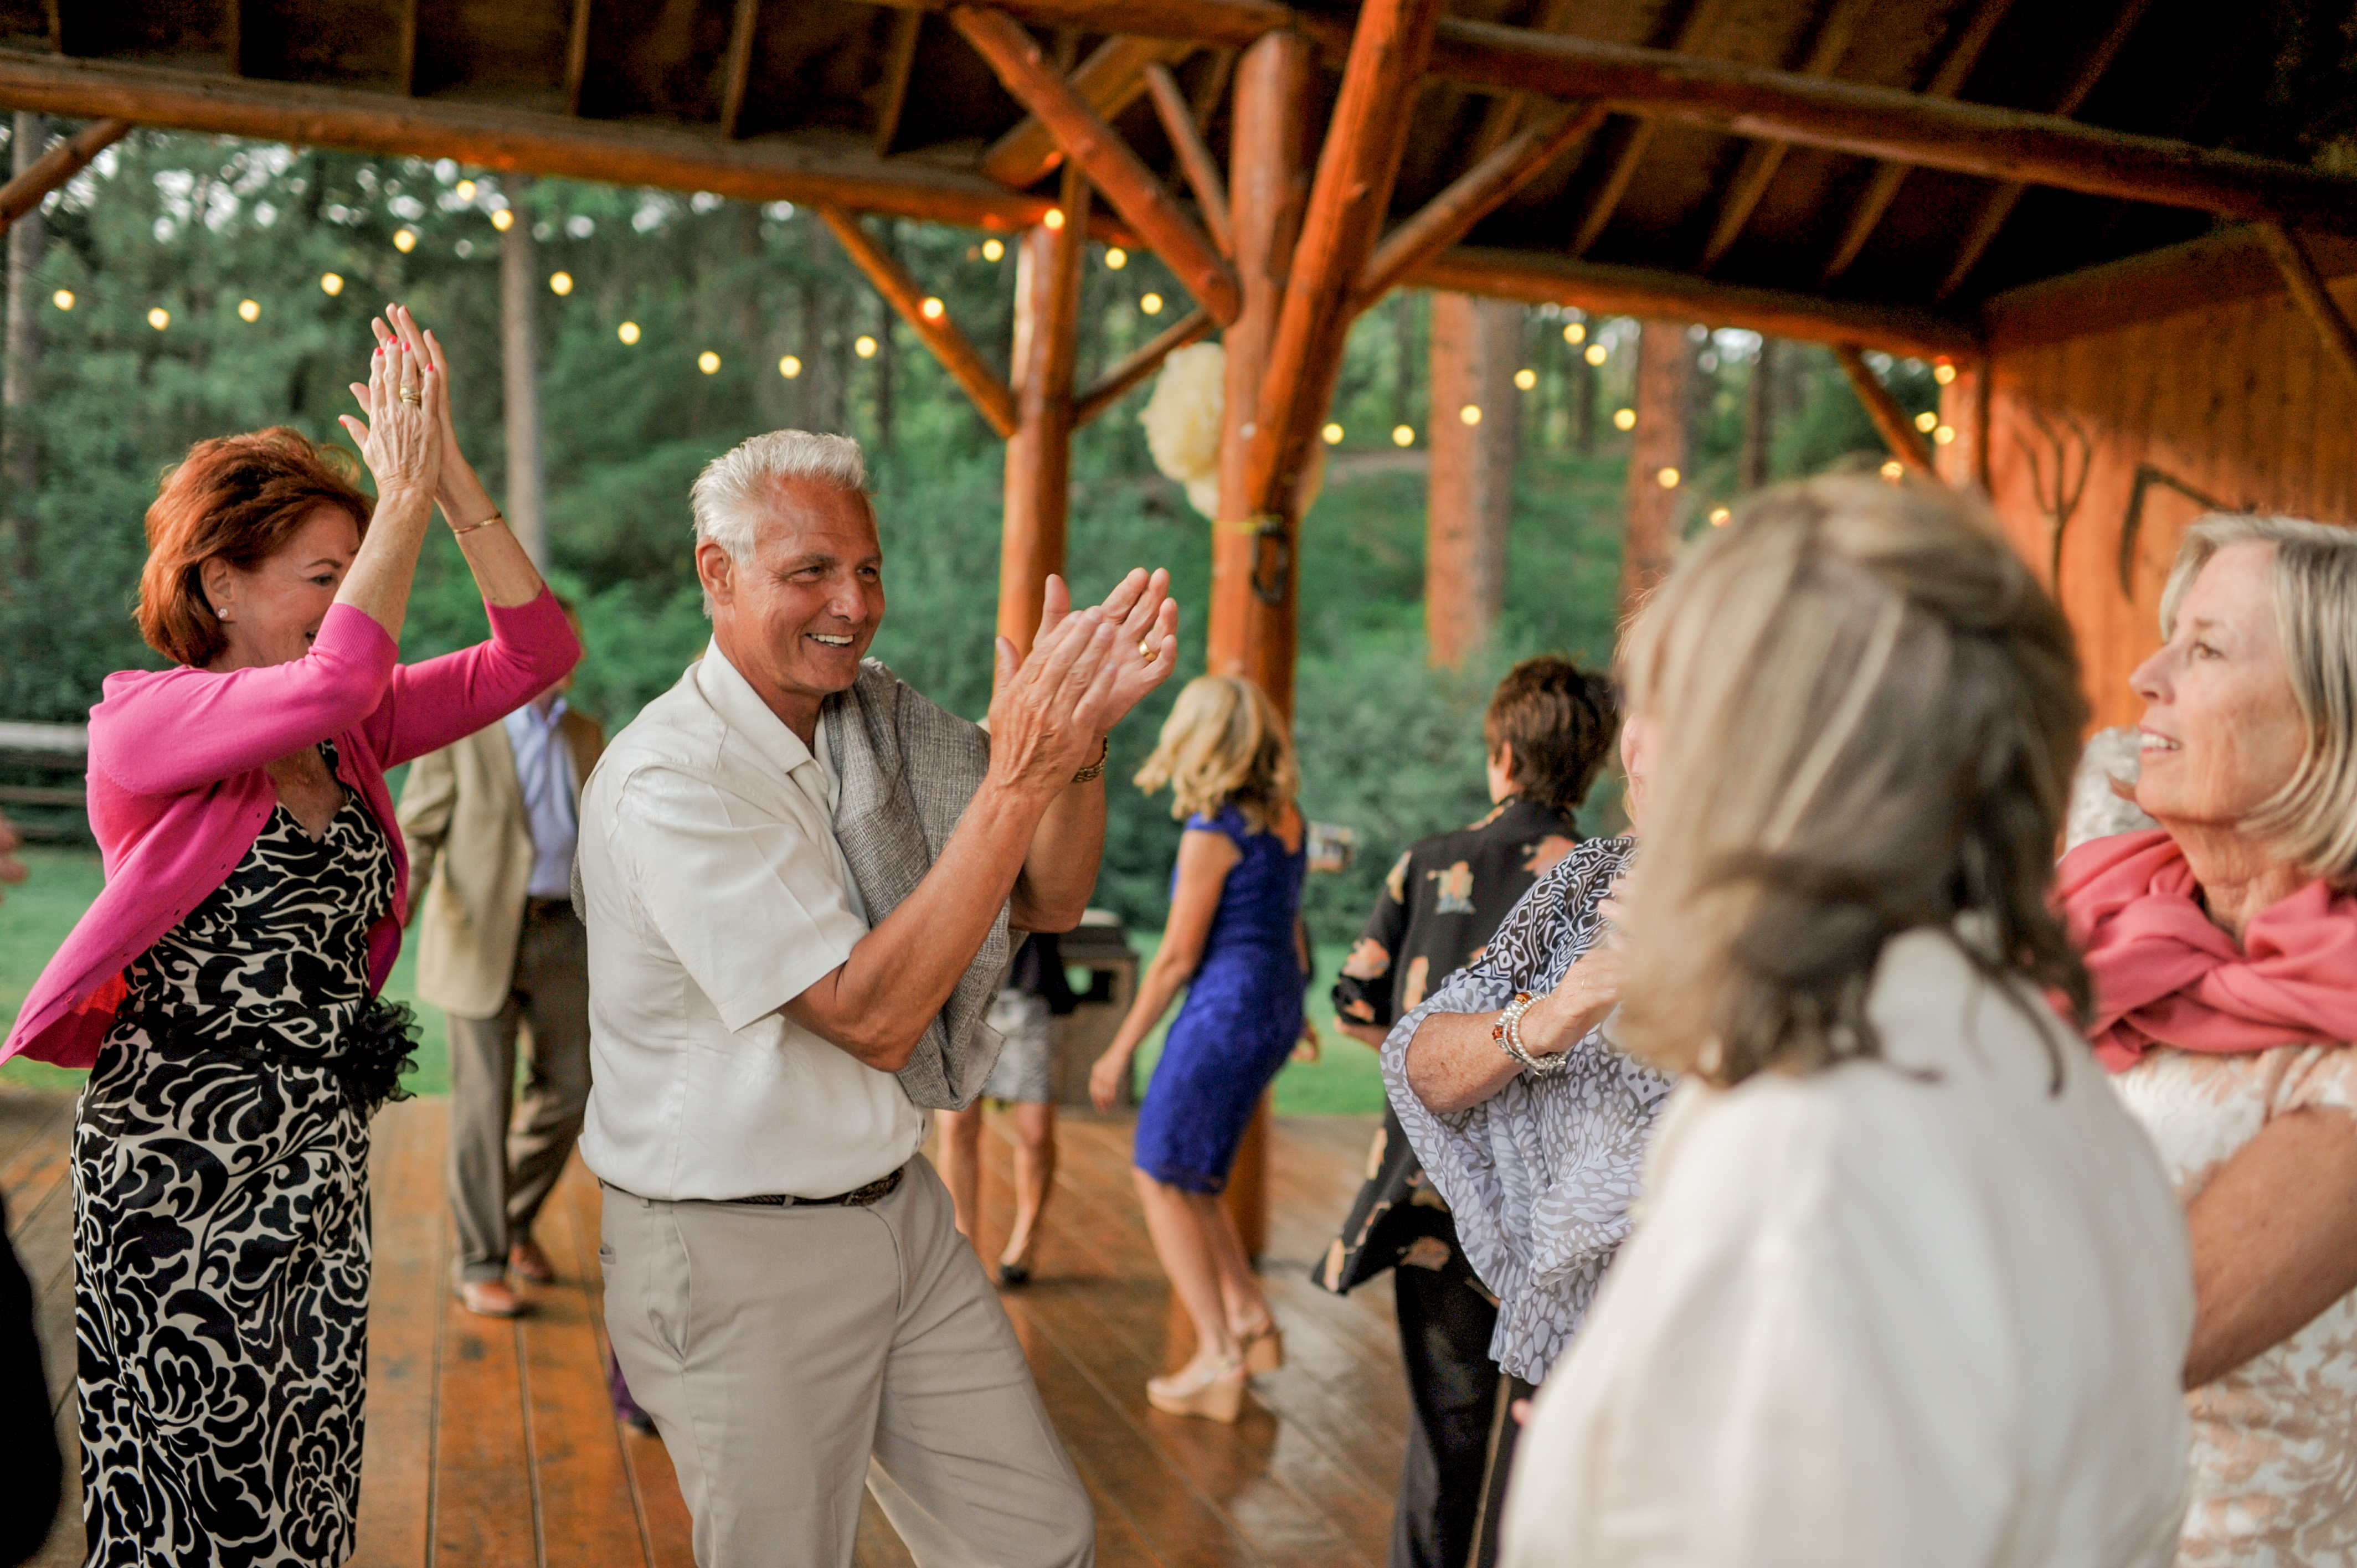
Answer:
[
  {"left": 447, "top": 899, "right": 591, "bottom": 1285},
  {"left": 599, "top": 1155, "right": 1095, "bottom": 1568}
]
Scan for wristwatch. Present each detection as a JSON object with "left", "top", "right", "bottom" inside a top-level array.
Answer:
[{"left": 1071, "top": 736, "right": 1109, "bottom": 783}]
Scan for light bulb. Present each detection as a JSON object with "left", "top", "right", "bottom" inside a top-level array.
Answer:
[
  {"left": 393, "top": 228, "right": 417, "bottom": 253},
  {"left": 1043, "top": 208, "right": 1064, "bottom": 231},
  {"left": 491, "top": 209, "right": 514, "bottom": 232},
  {"left": 1584, "top": 343, "right": 1607, "bottom": 366},
  {"left": 1321, "top": 422, "right": 1342, "bottom": 445},
  {"left": 1514, "top": 368, "right": 1537, "bottom": 391},
  {"left": 1105, "top": 247, "right": 1127, "bottom": 270},
  {"left": 1933, "top": 362, "right": 1957, "bottom": 385},
  {"left": 920, "top": 297, "right": 944, "bottom": 321},
  {"left": 1391, "top": 425, "right": 1414, "bottom": 447},
  {"left": 50, "top": 289, "right": 71, "bottom": 311},
  {"left": 1140, "top": 293, "right": 1164, "bottom": 315},
  {"left": 1613, "top": 408, "right": 1636, "bottom": 431},
  {"left": 1881, "top": 460, "right": 1905, "bottom": 482},
  {"left": 147, "top": 307, "right": 169, "bottom": 331},
  {"left": 320, "top": 272, "right": 344, "bottom": 296},
  {"left": 698, "top": 350, "right": 721, "bottom": 374},
  {"left": 1459, "top": 404, "right": 1482, "bottom": 426},
  {"left": 1934, "top": 424, "right": 1956, "bottom": 445},
  {"left": 855, "top": 335, "right": 878, "bottom": 359},
  {"left": 238, "top": 298, "right": 260, "bottom": 322},
  {"left": 549, "top": 271, "right": 574, "bottom": 296},
  {"left": 1563, "top": 322, "right": 1586, "bottom": 344},
  {"left": 779, "top": 355, "right": 802, "bottom": 378},
  {"left": 1710, "top": 507, "right": 1731, "bottom": 527},
  {"left": 617, "top": 321, "right": 640, "bottom": 344},
  {"left": 455, "top": 179, "right": 477, "bottom": 202},
  {"left": 1913, "top": 410, "right": 1937, "bottom": 433},
  {"left": 982, "top": 238, "right": 1005, "bottom": 261},
  {"left": 1656, "top": 466, "right": 1679, "bottom": 488}
]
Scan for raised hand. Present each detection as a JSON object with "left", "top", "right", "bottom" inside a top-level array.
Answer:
[
  {"left": 338, "top": 303, "right": 442, "bottom": 502},
  {"left": 986, "top": 600, "right": 1124, "bottom": 799},
  {"left": 1079, "top": 568, "right": 1179, "bottom": 731}
]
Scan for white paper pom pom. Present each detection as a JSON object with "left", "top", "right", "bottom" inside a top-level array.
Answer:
[{"left": 1140, "top": 341, "right": 1226, "bottom": 518}]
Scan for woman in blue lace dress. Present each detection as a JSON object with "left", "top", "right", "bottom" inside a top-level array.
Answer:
[{"left": 1090, "top": 675, "right": 1308, "bottom": 1422}]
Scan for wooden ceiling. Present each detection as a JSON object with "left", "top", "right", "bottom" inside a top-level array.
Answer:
[{"left": 0, "top": 0, "right": 2350, "bottom": 355}]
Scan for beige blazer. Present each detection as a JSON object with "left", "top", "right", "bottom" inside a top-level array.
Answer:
[{"left": 398, "top": 708, "right": 604, "bottom": 1020}]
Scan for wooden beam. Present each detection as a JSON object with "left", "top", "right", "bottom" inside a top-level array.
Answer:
[
  {"left": 396, "top": 0, "right": 422, "bottom": 96},
  {"left": 1833, "top": 344, "right": 1935, "bottom": 473},
  {"left": 1412, "top": 245, "right": 1978, "bottom": 359},
  {"left": 2255, "top": 223, "right": 2357, "bottom": 396},
  {"left": 980, "top": 34, "right": 1187, "bottom": 190},
  {"left": 719, "top": 0, "right": 761, "bottom": 140},
  {"left": 1239, "top": 0, "right": 1442, "bottom": 563},
  {"left": 1695, "top": 0, "right": 1878, "bottom": 272},
  {"left": 954, "top": 7, "right": 1242, "bottom": 323},
  {"left": 819, "top": 205, "right": 1020, "bottom": 437},
  {"left": 564, "top": 0, "right": 594, "bottom": 117},
  {"left": 888, "top": 0, "right": 1334, "bottom": 53},
  {"left": 999, "top": 163, "right": 1090, "bottom": 653},
  {"left": 0, "top": 52, "right": 1054, "bottom": 232},
  {"left": 1073, "top": 305, "right": 1214, "bottom": 426},
  {"left": 1566, "top": 0, "right": 1735, "bottom": 259},
  {"left": 873, "top": 9, "right": 925, "bottom": 158},
  {"left": 1187, "top": 47, "right": 1236, "bottom": 126},
  {"left": 1983, "top": 224, "right": 2357, "bottom": 352},
  {"left": 1143, "top": 60, "right": 1230, "bottom": 256},
  {"left": 1816, "top": 0, "right": 2013, "bottom": 283},
  {"left": 1354, "top": 102, "right": 1603, "bottom": 309},
  {"left": 1930, "top": 0, "right": 2153, "bottom": 301},
  {"left": 0, "top": 117, "right": 128, "bottom": 235}
]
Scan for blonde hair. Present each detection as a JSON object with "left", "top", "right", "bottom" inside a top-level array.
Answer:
[
  {"left": 1134, "top": 675, "right": 1300, "bottom": 828},
  {"left": 1617, "top": 478, "right": 2088, "bottom": 1089},
  {"left": 2160, "top": 514, "right": 2357, "bottom": 888}
]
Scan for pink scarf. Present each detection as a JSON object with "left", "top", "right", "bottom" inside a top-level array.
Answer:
[{"left": 2057, "top": 829, "right": 2357, "bottom": 1072}]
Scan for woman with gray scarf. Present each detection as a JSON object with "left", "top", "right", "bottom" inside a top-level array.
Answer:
[{"left": 1380, "top": 717, "right": 1672, "bottom": 1391}]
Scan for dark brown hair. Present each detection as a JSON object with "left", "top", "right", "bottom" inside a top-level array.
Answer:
[
  {"left": 136, "top": 427, "right": 373, "bottom": 668},
  {"left": 1483, "top": 656, "right": 1621, "bottom": 819}
]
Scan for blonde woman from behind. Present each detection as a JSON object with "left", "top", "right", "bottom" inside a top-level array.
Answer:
[
  {"left": 1502, "top": 479, "right": 2194, "bottom": 1567},
  {"left": 1089, "top": 675, "right": 1310, "bottom": 1421}
]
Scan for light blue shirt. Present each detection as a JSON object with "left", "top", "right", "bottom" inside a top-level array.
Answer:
[{"left": 504, "top": 698, "right": 578, "bottom": 900}]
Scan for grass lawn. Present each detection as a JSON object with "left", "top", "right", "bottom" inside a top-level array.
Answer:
[{"left": 2, "top": 844, "right": 1387, "bottom": 1116}]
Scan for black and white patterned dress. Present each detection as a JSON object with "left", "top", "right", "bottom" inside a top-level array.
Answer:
[{"left": 74, "top": 754, "right": 402, "bottom": 1567}]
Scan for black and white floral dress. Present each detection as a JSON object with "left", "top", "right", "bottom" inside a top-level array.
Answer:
[{"left": 74, "top": 750, "right": 409, "bottom": 1567}]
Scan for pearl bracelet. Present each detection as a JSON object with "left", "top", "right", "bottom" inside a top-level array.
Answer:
[{"left": 1491, "top": 991, "right": 1569, "bottom": 1077}]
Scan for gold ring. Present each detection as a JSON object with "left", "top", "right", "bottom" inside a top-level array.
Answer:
[
  {"left": 398, "top": 390, "right": 422, "bottom": 405},
  {"left": 1139, "top": 638, "right": 1156, "bottom": 662}
]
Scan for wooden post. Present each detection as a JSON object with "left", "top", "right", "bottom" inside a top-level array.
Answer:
[
  {"left": 1427, "top": 292, "right": 1520, "bottom": 667},
  {"left": 997, "top": 164, "right": 1089, "bottom": 656},
  {"left": 500, "top": 174, "right": 547, "bottom": 568},
  {"left": 4, "top": 113, "right": 43, "bottom": 582},
  {"left": 1622, "top": 319, "right": 1690, "bottom": 608}
]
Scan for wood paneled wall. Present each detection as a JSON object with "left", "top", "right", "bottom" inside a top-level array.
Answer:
[{"left": 1941, "top": 270, "right": 2357, "bottom": 731}]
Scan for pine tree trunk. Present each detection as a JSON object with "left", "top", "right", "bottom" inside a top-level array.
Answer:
[
  {"left": 1740, "top": 337, "right": 1777, "bottom": 492},
  {"left": 500, "top": 175, "right": 548, "bottom": 567},
  {"left": 4, "top": 112, "right": 45, "bottom": 584}
]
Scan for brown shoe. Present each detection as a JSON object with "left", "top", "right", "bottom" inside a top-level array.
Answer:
[
  {"left": 458, "top": 1280, "right": 524, "bottom": 1318},
  {"left": 510, "top": 1239, "right": 557, "bottom": 1284}
]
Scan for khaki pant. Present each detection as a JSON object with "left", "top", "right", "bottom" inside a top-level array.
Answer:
[
  {"left": 599, "top": 1156, "right": 1095, "bottom": 1568},
  {"left": 447, "top": 900, "right": 591, "bottom": 1285}
]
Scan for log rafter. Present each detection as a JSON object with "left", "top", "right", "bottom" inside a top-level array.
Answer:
[
  {"left": 981, "top": 33, "right": 1190, "bottom": 190},
  {"left": 1833, "top": 344, "right": 1936, "bottom": 473},
  {"left": 1074, "top": 304, "right": 1214, "bottom": 425},
  {"left": 2254, "top": 223, "right": 2357, "bottom": 395},
  {"left": 953, "top": 5, "right": 1242, "bottom": 324},
  {"left": 817, "top": 204, "right": 1020, "bottom": 437},
  {"left": 719, "top": 0, "right": 761, "bottom": 140},
  {"left": 1567, "top": 0, "right": 1734, "bottom": 260},
  {"left": 0, "top": 116, "right": 131, "bottom": 236},
  {"left": 1694, "top": 0, "right": 1877, "bottom": 273},
  {"left": 1143, "top": 60, "right": 1231, "bottom": 256}
]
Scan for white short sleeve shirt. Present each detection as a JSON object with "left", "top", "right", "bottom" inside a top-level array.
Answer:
[{"left": 575, "top": 642, "right": 925, "bottom": 1200}]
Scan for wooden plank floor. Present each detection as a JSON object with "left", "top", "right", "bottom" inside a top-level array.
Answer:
[{"left": 1, "top": 1083, "right": 1404, "bottom": 1566}]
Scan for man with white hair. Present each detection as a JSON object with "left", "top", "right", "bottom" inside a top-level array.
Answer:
[{"left": 578, "top": 430, "right": 1176, "bottom": 1567}]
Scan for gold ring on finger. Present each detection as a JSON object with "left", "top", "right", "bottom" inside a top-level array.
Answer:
[
  {"left": 399, "top": 390, "right": 422, "bottom": 405},
  {"left": 1139, "top": 638, "right": 1156, "bottom": 662}
]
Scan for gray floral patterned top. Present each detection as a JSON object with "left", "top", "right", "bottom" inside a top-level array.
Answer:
[{"left": 1380, "top": 835, "right": 1675, "bottom": 1382}]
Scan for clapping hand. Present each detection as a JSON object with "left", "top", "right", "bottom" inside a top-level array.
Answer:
[
  {"left": 1035, "top": 569, "right": 1180, "bottom": 733},
  {"left": 338, "top": 303, "right": 444, "bottom": 502},
  {"left": 358, "top": 313, "right": 500, "bottom": 532}
]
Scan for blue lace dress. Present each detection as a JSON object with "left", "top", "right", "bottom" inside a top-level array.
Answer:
[{"left": 1133, "top": 803, "right": 1308, "bottom": 1193}]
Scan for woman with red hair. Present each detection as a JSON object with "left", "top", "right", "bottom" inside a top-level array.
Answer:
[{"left": 6, "top": 305, "right": 578, "bottom": 1564}]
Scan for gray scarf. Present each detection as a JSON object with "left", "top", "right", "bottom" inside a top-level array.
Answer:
[{"left": 819, "top": 658, "right": 1008, "bottom": 1111}]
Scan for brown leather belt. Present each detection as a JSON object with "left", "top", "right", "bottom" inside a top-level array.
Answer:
[{"left": 732, "top": 1166, "right": 905, "bottom": 1209}]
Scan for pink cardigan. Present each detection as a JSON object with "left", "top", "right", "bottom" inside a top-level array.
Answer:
[{"left": 3, "top": 591, "right": 580, "bottom": 1069}]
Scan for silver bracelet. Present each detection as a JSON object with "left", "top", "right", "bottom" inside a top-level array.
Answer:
[{"left": 1491, "top": 992, "right": 1568, "bottom": 1077}]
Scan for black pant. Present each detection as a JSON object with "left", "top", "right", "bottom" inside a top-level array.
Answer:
[
  {"left": 1391, "top": 1258, "right": 1524, "bottom": 1568},
  {"left": 0, "top": 1190, "right": 61, "bottom": 1566}
]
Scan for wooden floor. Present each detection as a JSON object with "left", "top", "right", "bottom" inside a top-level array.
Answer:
[{"left": 1, "top": 1084, "right": 1406, "bottom": 1566}]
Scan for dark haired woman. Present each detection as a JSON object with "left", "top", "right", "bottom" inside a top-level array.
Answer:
[
  {"left": 4, "top": 306, "right": 578, "bottom": 1564},
  {"left": 1325, "top": 656, "right": 1619, "bottom": 1568}
]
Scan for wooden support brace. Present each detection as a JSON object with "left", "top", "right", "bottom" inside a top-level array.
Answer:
[
  {"left": 1354, "top": 102, "right": 1604, "bottom": 310},
  {"left": 954, "top": 6, "right": 1242, "bottom": 324},
  {"left": 1143, "top": 60, "right": 1231, "bottom": 256},
  {"left": 817, "top": 205, "right": 1020, "bottom": 437},
  {"left": 1833, "top": 344, "right": 1936, "bottom": 474},
  {"left": 0, "top": 117, "right": 129, "bottom": 234},
  {"left": 2255, "top": 223, "right": 2357, "bottom": 396},
  {"left": 873, "top": 9, "right": 927, "bottom": 157},
  {"left": 1073, "top": 305, "right": 1213, "bottom": 427},
  {"left": 719, "top": 0, "right": 761, "bottom": 139},
  {"left": 982, "top": 34, "right": 1187, "bottom": 189}
]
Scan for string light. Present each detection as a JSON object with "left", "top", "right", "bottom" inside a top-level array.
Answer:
[
  {"left": 49, "top": 290, "right": 71, "bottom": 311},
  {"left": 147, "top": 307, "right": 169, "bottom": 331},
  {"left": 617, "top": 321, "right": 640, "bottom": 344},
  {"left": 549, "top": 271, "right": 574, "bottom": 296},
  {"left": 1459, "top": 404, "right": 1482, "bottom": 426},
  {"left": 1514, "top": 368, "right": 1537, "bottom": 390},
  {"left": 455, "top": 179, "right": 477, "bottom": 202},
  {"left": 238, "top": 299, "right": 260, "bottom": 322},
  {"left": 1140, "top": 293, "right": 1165, "bottom": 315},
  {"left": 1613, "top": 408, "right": 1636, "bottom": 431},
  {"left": 1710, "top": 507, "right": 1731, "bottom": 527},
  {"left": 698, "top": 350, "right": 721, "bottom": 374},
  {"left": 1391, "top": 425, "right": 1415, "bottom": 447},
  {"left": 1104, "top": 247, "right": 1128, "bottom": 270},
  {"left": 1656, "top": 466, "right": 1680, "bottom": 488},
  {"left": 1913, "top": 410, "right": 1937, "bottom": 433},
  {"left": 320, "top": 272, "right": 345, "bottom": 296},
  {"left": 855, "top": 335, "right": 878, "bottom": 358},
  {"left": 393, "top": 228, "right": 418, "bottom": 253},
  {"left": 1321, "top": 422, "right": 1344, "bottom": 445},
  {"left": 1563, "top": 322, "right": 1587, "bottom": 345},
  {"left": 491, "top": 209, "right": 514, "bottom": 233},
  {"left": 982, "top": 238, "right": 1005, "bottom": 261},
  {"left": 1043, "top": 208, "right": 1065, "bottom": 231},
  {"left": 1881, "top": 460, "right": 1905, "bottom": 482},
  {"left": 1933, "top": 360, "right": 1957, "bottom": 385},
  {"left": 920, "top": 296, "right": 944, "bottom": 320},
  {"left": 1934, "top": 424, "right": 1957, "bottom": 445},
  {"left": 1584, "top": 343, "right": 1607, "bottom": 366},
  {"left": 779, "top": 355, "right": 803, "bottom": 378}
]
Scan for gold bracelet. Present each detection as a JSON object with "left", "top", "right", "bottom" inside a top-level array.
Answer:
[
  {"left": 450, "top": 510, "right": 506, "bottom": 537},
  {"left": 1071, "top": 736, "right": 1109, "bottom": 783}
]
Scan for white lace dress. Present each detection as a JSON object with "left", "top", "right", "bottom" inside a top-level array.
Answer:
[{"left": 2114, "top": 1044, "right": 2357, "bottom": 1565}]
